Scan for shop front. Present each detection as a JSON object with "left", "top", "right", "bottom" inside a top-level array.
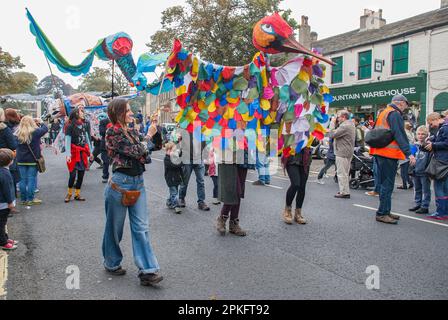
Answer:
[{"left": 329, "top": 71, "right": 427, "bottom": 126}]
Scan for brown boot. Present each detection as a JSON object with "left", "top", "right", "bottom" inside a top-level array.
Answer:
[
  {"left": 376, "top": 215, "right": 398, "bottom": 225},
  {"left": 283, "top": 206, "right": 293, "bottom": 224},
  {"left": 216, "top": 215, "right": 228, "bottom": 236},
  {"left": 74, "top": 189, "right": 86, "bottom": 201},
  {"left": 294, "top": 208, "right": 307, "bottom": 225},
  {"left": 229, "top": 219, "right": 247, "bottom": 237},
  {"left": 64, "top": 188, "right": 73, "bottom": 203}
]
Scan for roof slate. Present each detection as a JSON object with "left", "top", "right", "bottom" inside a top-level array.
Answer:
[{"left": 312, "top": 7, "right": 448, "bottom": 55}]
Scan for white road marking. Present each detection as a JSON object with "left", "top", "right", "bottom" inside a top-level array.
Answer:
[
  {"left": 246, "top": 180, "right": 283, "bottom": 190},
  {"left": 353, "top": 204, "right": 448, "bottom": 228},
  {"left": 151, "top": 158, "right": 163, "bottom": 162}
]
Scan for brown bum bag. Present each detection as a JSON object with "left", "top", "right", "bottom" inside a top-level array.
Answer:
[{"left": 110, "top": 182, "right": 141, "bottom": 207}]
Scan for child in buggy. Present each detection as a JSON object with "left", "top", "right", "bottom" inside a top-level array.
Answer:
[{"left": 349, "top": 147, "right": 375, "bottom": 190}]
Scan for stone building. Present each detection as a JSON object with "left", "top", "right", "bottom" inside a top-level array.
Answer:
[{"left": 300, "top": 1, "right": 448, "bottom": 124}]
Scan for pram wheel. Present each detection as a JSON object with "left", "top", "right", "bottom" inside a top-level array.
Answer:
[{"left": 350, "top": 179, "right": 360, "bottom": 190}]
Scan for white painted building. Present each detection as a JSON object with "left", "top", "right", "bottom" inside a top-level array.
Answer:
[{"left": 302, "top": 1, "right": 448, "bottom": 123}]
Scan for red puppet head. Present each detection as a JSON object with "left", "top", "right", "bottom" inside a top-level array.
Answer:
[{"left": 252, "top": 12, "right": 334, "bottom": 65}]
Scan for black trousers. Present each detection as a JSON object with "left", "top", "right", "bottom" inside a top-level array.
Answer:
[
  {"left": 100, "top": 150, "right": 110, "bottom": 180},
  {"left": 68, "top": 170, "right": 85, "bottom": 189},
  {"left": 0, "top": 209, "right": 10, "bottom": 246},
  {"left": 286, "top": 164, "right": 309, "bottom": 209},
  {"left": 91, "top": 144, "right": 102, "bottom": 166}
]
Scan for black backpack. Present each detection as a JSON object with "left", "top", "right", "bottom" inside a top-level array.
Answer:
[{"left": 365, "top": 128, "right": 394, "bottom": 148}]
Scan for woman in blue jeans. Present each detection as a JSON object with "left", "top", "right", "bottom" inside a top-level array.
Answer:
[
  {"left": 15, "top": 116, "right": 48, "bottom": 206},
  {"left": 426, "top": 112, "right": 448, "bottom": 220},
  {"left": 102, "top": 98, "right": 163, "bottom": 286}
]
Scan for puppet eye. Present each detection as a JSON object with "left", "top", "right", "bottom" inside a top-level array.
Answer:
[{"left": 261, "top": 24, "right": 275, "bottom": 35}]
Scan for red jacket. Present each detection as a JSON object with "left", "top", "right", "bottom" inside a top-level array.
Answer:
[{"left": 67, "top": 144, "right": 90, "bottom": 172}]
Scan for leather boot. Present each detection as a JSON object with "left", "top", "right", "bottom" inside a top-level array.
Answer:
[
  {"left": 65, "top": 188, "right": 73, "bottom": 203},
  {"left": 216, "top": 215, "right": 228, "bottom": 236},
  {"left": 74, "top": 189, "right": 86, "bottom": 201},
  {"left": 294, "top": 208, "right": 307, "bottom": 225},
  {"left": 283, "top": 206, "right": 293, "bottom": 224},
  {"left": 229, "top": 219, "right": 247, "bottom": 237}
]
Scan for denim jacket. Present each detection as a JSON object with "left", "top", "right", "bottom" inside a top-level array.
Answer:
[{"left": 106, "top": 124, "right": 149, "bottom": 172}]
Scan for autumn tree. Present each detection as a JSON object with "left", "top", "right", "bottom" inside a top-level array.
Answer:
[{"left": 146, "top": 0, "right": 299, "bottom": 66}]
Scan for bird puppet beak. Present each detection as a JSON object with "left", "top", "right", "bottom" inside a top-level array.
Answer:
[{"left": 282, "top": 35, "right": 335, "bottom": 65}]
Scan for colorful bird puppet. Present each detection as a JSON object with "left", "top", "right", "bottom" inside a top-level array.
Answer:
[
  {"left": 26, "top": 8, "right": 172, "bottom": 94},
  {"left": 164, "top": 12, "right": 334, "bottom": 157},
  {"left": 27, "top": 8, "right": 334, "bottom": 158}
]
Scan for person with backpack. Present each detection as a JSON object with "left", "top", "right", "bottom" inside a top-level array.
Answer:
[
  {"left": 15, "top": 116, "right": 48, "bottom": 206},
  {"left": 369, "top": 95, "right": 415, "bottom": 225}
]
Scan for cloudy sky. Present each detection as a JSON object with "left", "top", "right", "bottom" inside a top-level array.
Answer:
[{"left": 1, "top": 0, "right": 442, "bottom": 88}]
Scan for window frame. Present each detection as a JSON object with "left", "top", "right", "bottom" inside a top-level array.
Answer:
[
  {"left": 331, "top": 56, "right": 344, "bottom": 84},
  {"left": 391, "top": 41, "right": 409, "bottom": 75},
  {"left": 358, "top": 50, "right": 372, "bottom": 80}
]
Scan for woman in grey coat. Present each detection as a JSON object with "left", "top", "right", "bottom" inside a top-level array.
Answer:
[{"left": 216, "top": 144, "right": 255, "bottom": 237}]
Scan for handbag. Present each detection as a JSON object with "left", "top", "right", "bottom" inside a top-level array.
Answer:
[
  {"left": 27, "top": 143, "right": 46, "bottom": 173},
  {"left": 365, "top": 128, "right": 394, "bottom": 148},
  {"left": 425, "top": 155, "right": 448, "bottom": 180},
  {"left": 110, "top": 182, "right": 141, "bottom": 207}
]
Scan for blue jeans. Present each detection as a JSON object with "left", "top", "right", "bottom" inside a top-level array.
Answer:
[
  {"left": 434, "top": 176, "right": 448, "bottom": 216},
  {"left": 102, "top": 172, "right": 160, "bottom": 275},
  {"left": 375, "top": 156, "right": 398, "bottom": 216},
  {"left": 373, "top": 157, "right": 380, "bottom": 193},
  {"left": 400, "top": 161, "right": 412, "bottom": 187},
  {"left": 167, "top": 186, "right": 179, "bottom": 208},
  {"left": 179, "top": 164, "right": 206, "bottom": 203},
  {"left": 256, "top": 154, "right": 271, "bottom": 184},
  {"left": 413, "top": 175, "right": 431, "bottom": 209},
  {"left": 18, "top": 165, "right": 38, "bottom": 202}
]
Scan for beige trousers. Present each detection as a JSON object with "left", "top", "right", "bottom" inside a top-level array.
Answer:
[{"left": 336, "top": 156, "right": 352, "bottom": 195}]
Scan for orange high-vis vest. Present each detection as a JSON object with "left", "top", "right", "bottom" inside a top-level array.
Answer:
[{"left": 370, "top": 106, "right": 406, "bottom": 160}]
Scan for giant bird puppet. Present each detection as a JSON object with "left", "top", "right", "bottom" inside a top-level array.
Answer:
[{"left": 27, "top": 9, "right": 334, "bottom": 158}]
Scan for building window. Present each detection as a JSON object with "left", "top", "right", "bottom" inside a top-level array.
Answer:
[
  {"left": 392, "top": 42, "right": 409, "bottom": 75},
  {"left": 331, "top": 57, "right": 343, "bottom": 84},
  {"left": 358, "top": 50, "right": 372, "bottom": 80}
]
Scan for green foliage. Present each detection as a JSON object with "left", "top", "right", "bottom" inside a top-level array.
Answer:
[
  {"left": 0, "top": 47, "right": 25, "bottom": 95},
  {"left": 37, "top": 75, "right": 75, "bottom": 96},
  {"left": 8, "top": 72, "right": 38, "bottom": 95},
  {"left": 146, "top": 0, "right": 298, "bottom": 66},
  {"left": 78, "top": 62, "right": 130, "bottom": 96}
]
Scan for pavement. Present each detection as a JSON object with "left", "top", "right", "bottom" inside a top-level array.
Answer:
[{"left": 3, "top": 149, "right": 448, "bottom": 300}]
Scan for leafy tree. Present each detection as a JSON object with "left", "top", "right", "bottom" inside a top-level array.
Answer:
[
  {"left": 146, "top": 0, "right": 299, "bottom": 66},
  {"left": 78, "top": 62, "right": 130, "bottom": 96},
  {"left": 0, "top": 47, "right": 25, "bottom": 95},
  {"left": 8, "top": 72, "right": 38, "bottom": 95},
  {"left": 78, "top": 67, "right": 110, "bottom": 93},
  {"left": 37, "top": 75, "right": 74, "bottom": 96}
]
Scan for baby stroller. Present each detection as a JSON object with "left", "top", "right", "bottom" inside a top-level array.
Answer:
[{"left": 349, "top": 148, "right": 375, "bottom": 189}]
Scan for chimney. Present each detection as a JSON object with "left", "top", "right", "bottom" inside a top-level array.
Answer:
[
  {"left": 442, "top": 0, "right": 448, "bottom": 8},
  {"left": 360, "top": 9, "right": 386, "bottom": 31},
  {"left": 299, "top": 15, "right": 312, "bottom": 49},
  {"left": 310, "top": 31, "right": 318, "bottom": 42}
]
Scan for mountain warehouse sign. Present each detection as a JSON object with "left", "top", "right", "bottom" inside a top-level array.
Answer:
[{"left": 329, "top": 74, "right": 427, "bottom": 107}]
